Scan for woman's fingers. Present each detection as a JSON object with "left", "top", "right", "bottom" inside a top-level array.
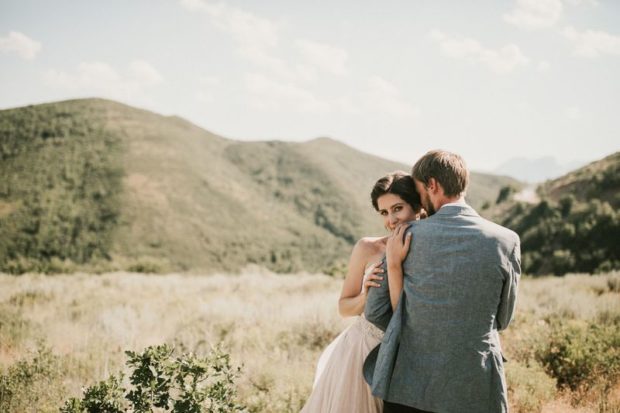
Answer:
[
  {"left": 394, "top": 224, "right": 404, "bottom": 238},
  {"left": 368, "top": 260, "right": 382, "bottom": 270},
  {"left": 365, "top": 280, "right": 382, "bottom": 288},
  {"left": 398, "top": 224, "right": 412, "bottom": 244},
  {"left": 404, "top": 230, "right": 412, "bottom": 250}
]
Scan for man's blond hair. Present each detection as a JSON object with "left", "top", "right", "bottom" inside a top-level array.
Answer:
[{"left": 412, "top": 150, "right": 469, "bottom": 197}]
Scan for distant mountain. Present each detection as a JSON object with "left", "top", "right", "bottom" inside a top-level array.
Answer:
[
  {"left": 493, "top": 156, "right": 587, "bottom": 183},
  {"left": 495, "top": 151, "right": 620, "bottom": 275},
  {"left": 0, "top": 98, "right": 521, "bottom": 274}
]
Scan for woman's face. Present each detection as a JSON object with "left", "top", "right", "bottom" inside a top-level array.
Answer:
[{"left": 377, "top": 193, "right": 420, "bottom": 232}]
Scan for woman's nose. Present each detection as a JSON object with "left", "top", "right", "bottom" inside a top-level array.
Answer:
[{"left": 389, "top": 215, "right": 398, "bottom": 225}]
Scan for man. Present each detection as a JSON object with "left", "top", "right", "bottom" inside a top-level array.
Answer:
[{"left": 364, "top": 150, "right": 521, "bottom": 413}]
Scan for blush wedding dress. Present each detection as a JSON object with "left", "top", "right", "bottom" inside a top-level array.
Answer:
[{"left": 300, "top": 313, "right": 384, "bottom": 412}]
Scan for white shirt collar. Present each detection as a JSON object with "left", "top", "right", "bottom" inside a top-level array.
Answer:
[{"left": 439, "top": 198, "right": 468, "bottom": 210}]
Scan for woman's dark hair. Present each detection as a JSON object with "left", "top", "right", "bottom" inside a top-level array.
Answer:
[{"left": 371, "top": 171, "right": 422, "bottom": 212}]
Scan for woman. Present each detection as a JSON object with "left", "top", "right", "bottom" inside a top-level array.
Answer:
[{"left": 301, "top": 171, "right": 425, "bottom": 413}]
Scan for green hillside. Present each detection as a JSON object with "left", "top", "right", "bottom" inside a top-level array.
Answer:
[
  {"left": 538, "top": 151, "right": 620, "bottom": 208},
  {"left": 0, "top": 98, "right": 520, "bottom": 274},
  {"left": 496, "top": 152, "right": 620, "bottom": 276}
]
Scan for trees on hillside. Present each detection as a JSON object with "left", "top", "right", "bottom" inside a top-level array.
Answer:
[{"left": 501, "top": 196, "right": 620, "bottom": 276}]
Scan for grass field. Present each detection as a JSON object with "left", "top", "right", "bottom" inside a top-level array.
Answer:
[{"left": 1, "top": 270, "right": 619, "bottom": 412}]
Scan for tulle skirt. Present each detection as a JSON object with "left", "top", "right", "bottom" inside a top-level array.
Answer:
[{"left": 301, "top": 316, "right": 384, "bottom": 413}]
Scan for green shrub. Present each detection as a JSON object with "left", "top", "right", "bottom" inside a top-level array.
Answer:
[
  {"left": 61, "top": 344, "right": 247, "bottom": 413},
  {"left": 536, "top": 321, "right": 620, "bottom": 392},
  {"left": 125, "top": 257, "right": 170, "bottom": 274},
  {"left": 62, "top": 375, "right": 125, "bottom": 413},
  {"left": 0, "top": 343, "right": 66, "bottom": 413},
  {"left": 507, "top": 361, "right": 556, "bottom": 413}
]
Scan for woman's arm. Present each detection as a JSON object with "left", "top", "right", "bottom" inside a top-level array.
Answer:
[
  {"left": 385, "top": 224, "right": 412, "bottom": 310},
  {"left": 338, "top": 239, "right": 383, "bottom": 317}
]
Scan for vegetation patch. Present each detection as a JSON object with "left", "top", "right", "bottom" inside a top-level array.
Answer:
[
  {"left": 0, "top": 102, "right": 124, "bottom": 274},
  {"left": 61, "top": 344, "right": 246, "bottom": 413},
  {"left": 536, "top": 321, "right": 620, "bottom": 393},
  {"left": 0, "top": 343, "right": 67, "bottom": 413}
]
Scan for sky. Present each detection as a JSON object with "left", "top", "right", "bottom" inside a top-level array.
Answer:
[{"left": 0, "top": 0, "right": 619, "bottom": 172}]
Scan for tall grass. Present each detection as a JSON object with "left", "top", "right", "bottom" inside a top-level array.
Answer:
[{"left": 1, "top": 270, "right": 619, "bottom": 412}]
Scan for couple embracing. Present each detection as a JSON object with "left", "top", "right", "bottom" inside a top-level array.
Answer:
[{"left": 301, "top": 150, "right": 521, "bottom": 413}]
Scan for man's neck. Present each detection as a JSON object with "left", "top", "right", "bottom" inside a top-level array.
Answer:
[{"left": 434, "top": 195, "right": 466, "bottom": 211}]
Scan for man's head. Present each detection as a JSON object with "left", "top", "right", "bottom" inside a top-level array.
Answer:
[{"left": 411, "top": 150, "right": 469, "bottom": 215}]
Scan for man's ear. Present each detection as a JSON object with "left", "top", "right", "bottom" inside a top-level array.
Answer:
[
  {"left": 427, "top": 177, "right": 439, "bottom": 194},
  {"left": 428, "top": 178, "right": 444, "bottom": 196}
]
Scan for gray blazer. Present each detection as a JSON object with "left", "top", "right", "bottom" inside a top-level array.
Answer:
[{"left": 364, "top": 204, "right": 520, "bottom": 413}]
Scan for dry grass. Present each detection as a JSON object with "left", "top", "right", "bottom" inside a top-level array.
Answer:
[{"left": 1, "top": 270, "right": 619, "bottom": 412}]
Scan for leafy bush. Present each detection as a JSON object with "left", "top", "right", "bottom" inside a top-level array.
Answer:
[
  {"left": 62, "top": 375, "right": 125, "bottom": 413},
  {"left": 507, "top": 361, "right": 556, "bottom": 413},
  {"left": 0, "top": 343, "right": 66, "bottom": 413},
  {"left": 536, "top": 321, "right": 620, "bottom": 392},
  {"left": 61, "top": 344, "right": 247, "bottom": 413}
]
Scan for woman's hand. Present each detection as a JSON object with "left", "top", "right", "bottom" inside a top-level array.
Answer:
[
  {"left": 361, "top": 261, "right": 384, "bottom": 296},
  {"left": 386, "top": 224, "right": 412, "bottom": 268}
]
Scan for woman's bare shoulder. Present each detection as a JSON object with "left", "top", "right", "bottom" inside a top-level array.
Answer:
[{"left": 354, "top": 236, "right": 387, "bottom": 255}]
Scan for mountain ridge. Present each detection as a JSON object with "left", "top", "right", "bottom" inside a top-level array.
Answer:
[{"left": 1, "top": 98, "right": 523, "bottom": 274}]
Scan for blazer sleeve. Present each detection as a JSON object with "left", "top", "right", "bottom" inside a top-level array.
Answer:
[
  {"left": 496, "top": 239, "right": 521, "bottom": 331},
  {"left": 364, "top": 258, "right": 393, "bottom": 331}
]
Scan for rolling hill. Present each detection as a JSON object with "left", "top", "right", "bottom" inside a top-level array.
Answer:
[
  {"left": 0, "top": 98, "right": 521, "bottom": 274},
  {"left": 537, "top": 151, "right": 620, "bottom": 208},
  {"left": 493, "top": 151, "right": 620, "bottom": 275}
]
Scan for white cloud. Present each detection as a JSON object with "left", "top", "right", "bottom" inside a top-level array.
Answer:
[
  {"left": 180, "top": 0, "right": 349, "bottom": 84},
  {"left": 180, "top": 0, "right": 304, "bottom": 82},
  {"left": 361, "top": 76, "right": 419, "bottom": 118},
  {"left": 562, "top": 26, "right": 620, "bottom": 58},
  {"left": 44, "top": 60, "right": 163, "bottom": 100},
  {"left": 180, "top": 0, "right": 278, "bottom": 54},
  {"left": 563, "top": 0, "right": 598, "bottom": 6},
  {"left": 504, "top": 0, "right": 563, "bottom": 30},
  {"left": 180, "top": 1, "right": 413, "bottom": 121},
  {"left": 129, "top": 60, "right": 164, "bottom": 85},
  {"left": 537, "top": 61, "right": 551, "bottom": 72},
  {"left": 199, "top": 75, "right": 221, "bottom": 87},
  {"left": 334, "top": 96, "right": 359, "bottom": 115},
  {"left": 0, "top": 31, "right": 41, "bottom": 60},
  {"left": 195, "top": 75, "right": 222, "bottom": 103},
  {"left": 565, "top": 105, "right": 582, "bottom": 119},
  {"left": 244, "top": 72, "right": 329, "bottom": 112},
  {"left": 429, "top": 30, "right": 529, "bottom": 74},
  {"left": 503, "top": 0, "right": 598, "bottom": 31},
  {"left": 296, "top": 39, "right": 348, "bottom": 75}
]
